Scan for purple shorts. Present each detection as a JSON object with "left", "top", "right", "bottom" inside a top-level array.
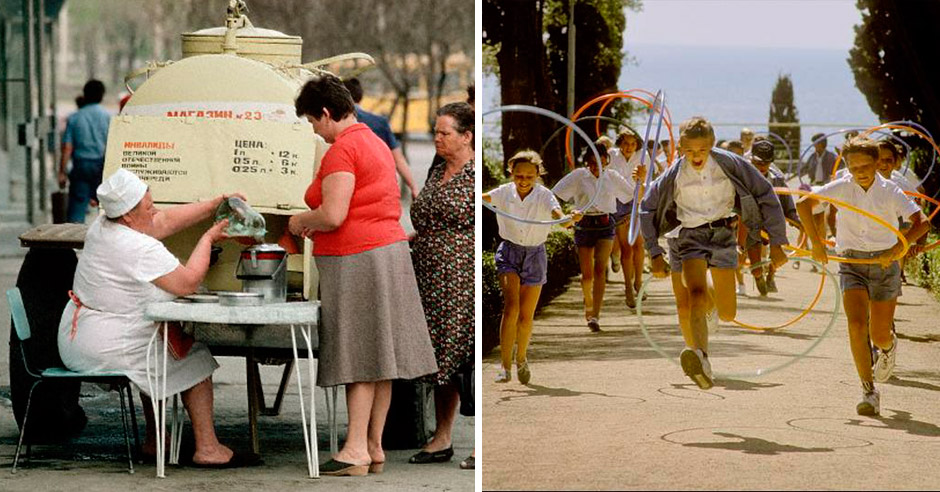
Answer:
[
  {"left": 574, "top": 214, "right": 615, "bottom": 247},
  {"left": 612, "top": 199, "right": 633, "bottom": 225},
  {"left": 676, "top": 221, "right": 739, "bottom": 270},
  {"left": 495, "top": 241, "right": 548, "bottom": 286}
]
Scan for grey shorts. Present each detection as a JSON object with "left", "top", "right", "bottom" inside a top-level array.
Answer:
[
  {"left": 667, "top": 237, "right": 683, "bottom": 273},
  {"left": 676, "top": 221, "right": 739, "bottom": 270},
  {"left": 838, "top": 249, "right": 902, "bottom": 301}
]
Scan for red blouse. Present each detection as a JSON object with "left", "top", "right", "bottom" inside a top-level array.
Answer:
[{"left": 305, "top": 123, "right": 407, "bottom": 256}]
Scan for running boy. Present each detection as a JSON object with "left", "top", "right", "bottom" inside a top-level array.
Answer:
[
  {"left": 554, "top": 138, "right": 630, "bottom": 332},
  {"left": 485, "top": 150, "right": 579, "bottom": 384},
  {"left": 640, "top": 116, "right": 789, "bottom": 389},
  {"left": 796, "top": 137, "right": 928, "bottom": 416}
]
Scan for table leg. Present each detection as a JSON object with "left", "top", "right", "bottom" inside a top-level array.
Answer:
[
  {"left": 330, "top": 386, "right": 339, "bottom": 455},
  {"left": 290, "top": 324, "right": 316, "bottom": 478},
  {"left": 246, "top": 351, "right": 261, "bottom": 455},
  {"left": 303, "top": 325, "right": 319, "bottom": 477},
  {"left": 145, "top": 321, "right": 167, "bottom": 478}
]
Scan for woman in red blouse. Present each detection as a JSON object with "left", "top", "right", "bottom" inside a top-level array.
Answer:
[{"left": 289, "top": 75, "right": 437, "bottom": 477}]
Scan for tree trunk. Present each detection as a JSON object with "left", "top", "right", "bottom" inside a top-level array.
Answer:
[{"left": 495, "top": 0, "right": 562, "bottom": 182}]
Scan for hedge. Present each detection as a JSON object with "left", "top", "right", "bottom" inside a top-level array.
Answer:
[
  {"left": 482, "top": 229, "right": 581, "bottom": 355},
  {"left": 905, "top": 234, "right": 940, "bottom": 301}
]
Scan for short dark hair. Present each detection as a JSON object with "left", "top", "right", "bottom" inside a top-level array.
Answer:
[
  {"left": 437, "top": 102, "right": 474, "bottom": 147},
  {"left": 342, "top": 77, "right": 364, "bottom": 103},
  {"left": 811, "top": 133, "right": 827, "bottom": 146},
  {"left": 83, "top": 79, "right": 105, "bottom": 104},
  {"left": 726, "top": 140, "right": 744, "bottom": 153},
  {"left": 295, "top": 74, "right": 355, "bottom": 121}
]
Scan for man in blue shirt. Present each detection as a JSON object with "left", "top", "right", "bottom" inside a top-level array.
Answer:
[
  {"left": 58, "top": 79, "right": 111, "bottom": 223},
  {"left": 343, "top": 78, "right": 417, "bottom": 198}
]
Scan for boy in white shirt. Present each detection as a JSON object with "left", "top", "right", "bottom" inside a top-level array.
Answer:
[
  {"left": 608, "top": 128, "right": 648, "bottom": 308},
  {"left": 640, "top": 117, "right": 789, "bottom": 389},
  {"left": 553, "top": 138, "right": 631, "bottom": 332},
  {"left": 797, "top": 137, "right": 928, "bottom": 416},
  {"left": 485, "top": 150, "right": 579, "bottom": 384}
]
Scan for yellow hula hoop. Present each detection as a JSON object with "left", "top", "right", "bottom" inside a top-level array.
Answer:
[{"left": 775, "top": 187, "right": 910, "bottom": 264}]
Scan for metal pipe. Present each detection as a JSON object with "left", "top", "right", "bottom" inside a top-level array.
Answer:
[
  {"left": 35, "top": 0, "right": 45, "bottom": 214},
  {"left": 23, "top": 0, "right": 35, "bottom": 223}
]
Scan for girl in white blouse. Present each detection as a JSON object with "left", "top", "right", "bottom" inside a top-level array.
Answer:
[
  {"left": 553, "top": 138, "right": 630, "bottom": 332},
  {"left": 485, "top": 150, "right": 579, "bottom": 384}
]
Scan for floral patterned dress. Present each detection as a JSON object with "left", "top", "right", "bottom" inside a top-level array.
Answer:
[{"left": 411, "top": 160, "right": 475, "bottom": 385}]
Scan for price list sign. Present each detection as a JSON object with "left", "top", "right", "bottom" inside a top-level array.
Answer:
[{"left": 104, "top": 116, "right": 321, "bottom": 214}]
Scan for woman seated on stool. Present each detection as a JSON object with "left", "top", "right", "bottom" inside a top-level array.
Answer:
[{"left": 56, "top": 168, "right": 257, "bottom": 468}]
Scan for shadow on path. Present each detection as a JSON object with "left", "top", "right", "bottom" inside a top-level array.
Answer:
[
  {"left": 848, "top": 409, "right": 940, "bottom": 438},
  {"left": 680, "top": 432, "right": 833, "bottom": 455},
  {"left": 495, "top": 383, "right": 645, "bottom": 406}
]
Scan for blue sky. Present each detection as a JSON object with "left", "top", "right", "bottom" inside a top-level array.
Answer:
[{"left": 624, "top": 0, "right": 862, "bottom": 49}]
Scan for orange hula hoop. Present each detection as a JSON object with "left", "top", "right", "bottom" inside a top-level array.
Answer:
[
  {"left": 730, "top": 259, "right": 828, "bottom": 332},
  {"left": 595, "top": 89, "right": 676, "bottom": 163},
  {"left": 563, "top": 91, "right": 676, "bottom": 172}
]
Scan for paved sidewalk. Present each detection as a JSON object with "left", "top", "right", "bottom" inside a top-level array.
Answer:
[{"left": 483, "top": 263, "right": 940, "bottom": 490}]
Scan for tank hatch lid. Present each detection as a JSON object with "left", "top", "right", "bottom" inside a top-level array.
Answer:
[{"left": 187, "top": 25, "right": 300, "bottom": 40}]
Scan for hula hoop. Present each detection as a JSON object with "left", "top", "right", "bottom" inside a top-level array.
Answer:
[
  {"left": 636, "top": 256, "right": 841, "bottom": 379},
  {"left": 775, "top": 187, "right": 910, "bottom": 263},
  {"left": 627, "top": 90, "right": 667, "bottom": 245},
  {"left": 730, "top": 259, "right": 827, "bottom": 332},
  {"left": 482, "top": 105, "right": 603, "bottom": 225},
  {"left": 798, "top": 128, "right": 909, "bottom": 186},
  {"left": 564, "top": 91, "right": 677, "bottom": 171},
  {"left": 883, "top": 120, "right": 937, "bottom": 186},
  {"left": 831, "top": 123, "right": 940, "bottom": 184},
  {"left": 595, "top": 88, "right": 676, "bottom": 162},
  {"left": 539, "top": 115, "right": 640, "bottom": 158}
]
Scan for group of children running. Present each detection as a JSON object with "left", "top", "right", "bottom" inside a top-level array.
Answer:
[{"left": 485, "top": 115, "right": 930, "bottom": 416}]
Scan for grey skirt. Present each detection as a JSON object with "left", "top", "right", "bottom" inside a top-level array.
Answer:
[{"left": 315, "top": 241, "right": 438, "bottom": 386}]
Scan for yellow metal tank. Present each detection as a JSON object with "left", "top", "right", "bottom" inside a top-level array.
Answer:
[{"left": 105, "top": 1, "right": 372, "bottom": 298}]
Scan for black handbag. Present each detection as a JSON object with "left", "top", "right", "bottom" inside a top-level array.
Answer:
[{"left": 452, "top": 361, "right": 474, "bottom": 417}]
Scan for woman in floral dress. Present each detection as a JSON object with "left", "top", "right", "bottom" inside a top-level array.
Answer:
[{"left": 409, "top": 102, "right": 475, "bottom": 466}]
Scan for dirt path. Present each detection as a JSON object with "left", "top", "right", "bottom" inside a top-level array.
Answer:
[{"left": 483, "top": 260, "right": 940, "bottom": 490}]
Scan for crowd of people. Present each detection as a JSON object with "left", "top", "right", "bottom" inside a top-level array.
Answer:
[{"left": 487, "top": 115, "right": 931, "bottom": 417}]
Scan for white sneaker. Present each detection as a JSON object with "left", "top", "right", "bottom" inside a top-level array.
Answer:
[
  {"left": 873, "top": 334, "right": 898, "bottom": 383},
  {"left": 856, "top": 389, "right": 880, "bottom": 416},
  {"left": 495, "top": 368, "right": 511, "bottom": 383},
  {"left": 611, "top": 254, "right": 621, "bottom": 273},
  {"left": 706, "top": 305, "right": 719, "bottom": 334},
  {"left": 736, "top": 283, "right": 747, "bottom": 296},
  {"left": 680, "top": 348, "right": 714, "bottom": 389}
]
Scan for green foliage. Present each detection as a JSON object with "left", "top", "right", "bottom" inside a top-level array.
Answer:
[
  {"left": 483, "top": 42, "right": 500, "bottom": 77},
  {"left": 482, "top": 0, "right": 640, "bottom": 184},
  {"left": 481, "top": 230, "right": 581, "bottom": 355},
  {"left": 483, "top": 137, "right": 508, "bottom": 192},
  {"left": 905, "top": 235, "right": 940, "bottom": 302},
  {"left": 768, "top": 74, "right": 800, "bottom": 164}
]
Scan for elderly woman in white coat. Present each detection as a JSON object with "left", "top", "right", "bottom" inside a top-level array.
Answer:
[{"left": 57, "top": 169, "right": 253, "bottom": 468}]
